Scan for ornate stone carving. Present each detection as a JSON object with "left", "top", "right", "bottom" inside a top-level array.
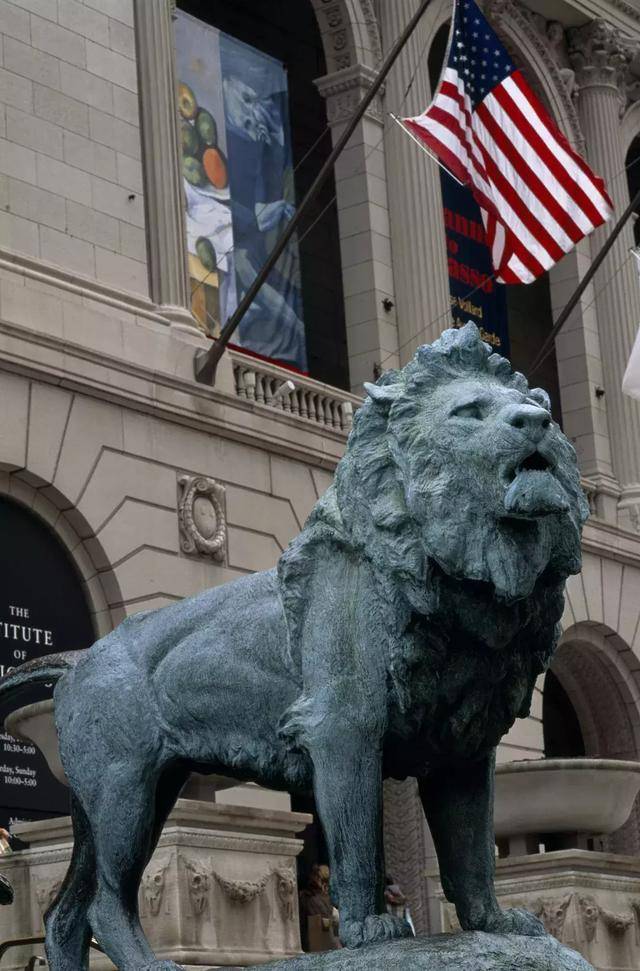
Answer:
[
  {"left": 600, "top": 904, "right": 633, "bottom": 935},
  {"left": 630, "top": 897, "right": 640, "bottom": 943},
  {"left": 360, "top": 0, "right": 383, "bottom": 66},
  {"left": 141, "top": 860, "right": 170, "bottom": 917},
  {"left": 35, "top": 878, "right": 62, "bottom": 916},
  {"left": 182, "top": 857, "right": 210, "bottom": 917},
  {"left": 383, "top": 777, "right": 431, "bottom": 934},
  {"left": 568, "top": 20, "right": 635, "bottom": 111},
  {"left": 578, "top": 895, "right": 599, "bottom": 943},
  {"left": 582, "top": 483, "right": 598, "bottom": 517},
  {"left": 274, "top": 867, "right": 296, "bottom": 921},
  {"left": 485, "top": 0, "right": 584, "bottom": 150},
  {"left": 546, "top": 21, "right": 576, "bottom": 97},
  {"left": 178, "top": 474, "right": 226, "bottom": 561},
  {"left": 532, "top": 894, "right": 573, "bottom": 941},
  {"left": 213, "top": 868, "right": 271, "bottom": 904},
  {"left": 608, "top": 0, "right": 640, "bottom": 23},
  {"left": 315, "top": 64, "right": 384, "bottom": 126},
  {"left": 313, "top": 0, "right": 382, "bottom": 72}
]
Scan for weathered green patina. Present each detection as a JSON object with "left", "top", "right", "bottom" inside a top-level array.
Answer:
[
  {"left": 241, "top": 931, "right": 594, "bottom": 970},
  {"left": 0, "top": 324, "right": 589, "bottom": 971}
]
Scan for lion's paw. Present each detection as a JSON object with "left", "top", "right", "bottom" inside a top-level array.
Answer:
[
  {"left": 484, "top": 907, "right": 546, "bottom": 937},
  {"left": 341, "top": 913, "right": 413, "bottom": 949}
]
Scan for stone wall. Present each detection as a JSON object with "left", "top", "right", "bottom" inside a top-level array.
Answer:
[{"left": 0, "top": 0, "right": 147, "bottom": 295}]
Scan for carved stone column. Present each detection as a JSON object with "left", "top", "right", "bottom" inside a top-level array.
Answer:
[
  {"left": 316, "top": 67, "right": 400, "bottom": 389},
  {"left": 134, "top": 0, "right": 200, "bottom": 337},
  {"left": 570, "top": 21, "right": 640, "bottom": 529},
  {"left": 383, "top": 778, "right": 435, "bottom": 934},
  {"left": 377, "top": 0, "right": 450, "bottom": 362}
]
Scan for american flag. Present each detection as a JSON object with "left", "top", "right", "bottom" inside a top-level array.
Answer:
[{"left": 401, "top": 0, "right": 612, "bottom": 284}]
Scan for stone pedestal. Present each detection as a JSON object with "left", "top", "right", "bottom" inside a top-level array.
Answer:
[
  {"left": 434, "top": 850, "right": 640, "bottom": 971},
  {"left": 241, "top": 931, "right": 593, "bottom": 970},
  {"left": 0, "top": 799, "right": 311, "bottom": 970}
]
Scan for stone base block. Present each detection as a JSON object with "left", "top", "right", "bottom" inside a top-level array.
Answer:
[
  {"left": 433, "top": 850, "right": 640, "bottom": 971},
  {"left": 235, "top": 932, "right": 593, "bottom": 970},
  {"left": 0, "top": 799, "right": 311, "bottom": 970}
]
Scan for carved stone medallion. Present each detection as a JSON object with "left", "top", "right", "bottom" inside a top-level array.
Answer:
[{"left": 178, "top": 474, "right": 226, "bottom": 561}]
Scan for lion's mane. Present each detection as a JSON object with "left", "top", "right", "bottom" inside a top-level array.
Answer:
[{"left": 277, "top": 325, "right": 587, "bottom": 747}]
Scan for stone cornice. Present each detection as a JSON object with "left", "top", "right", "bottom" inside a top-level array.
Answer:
[
  {"left": 315, "top": 63, "right": 384, "bottom": 124},
  {"left": 0, "top": 316, "right": 348, "bottom": 473},
  {"left": 0, "top": 247, "right": 170, "bottom": 326}
]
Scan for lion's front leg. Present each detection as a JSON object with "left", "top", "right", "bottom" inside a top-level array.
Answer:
[
  {"left": 310, "top": 735, "right": 412, "bottom": 949},
  {"left": 419, "top": 751, "right": 544, "bottom": 938}
]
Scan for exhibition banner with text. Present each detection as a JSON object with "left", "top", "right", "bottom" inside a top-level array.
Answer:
[{"left": 441, "top": 171, "right": 510, "bottom": 356}]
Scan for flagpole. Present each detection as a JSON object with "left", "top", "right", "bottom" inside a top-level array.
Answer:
[
  {"left": 529, "top": 186, "right": 640, "bottom": 378},
  {"left": 389, "top": 113, "right": 465, "bottom": 186},
  {"left": 194, "top": 0, "right": 434, "bottom": 385}
]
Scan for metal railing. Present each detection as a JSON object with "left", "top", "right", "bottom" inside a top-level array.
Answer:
[
  {"left": 229, "top": 350, "right": 360, "bottom": 435},
  {"left": 0, "top": 935, "right": 103, "bottom": 968}
]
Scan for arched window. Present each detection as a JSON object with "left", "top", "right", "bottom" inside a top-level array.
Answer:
[
  {"left": 175, "top": 0, "right": 349, "bottom": 389},
  {"left": 0, "top": 497, "right": 95, "bottom": 828}
]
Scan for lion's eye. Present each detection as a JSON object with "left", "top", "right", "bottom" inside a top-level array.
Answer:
[{"left": 450, "top": 402, "right": 484, "bottom": 421}]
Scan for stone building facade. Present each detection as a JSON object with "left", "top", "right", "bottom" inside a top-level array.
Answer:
[{"left": 1, "top": 0, "right": 640, "bottom": 965}]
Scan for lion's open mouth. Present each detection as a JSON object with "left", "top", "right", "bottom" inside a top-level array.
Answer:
[
  {"left": 505, "top": 450, "right": 554, "bottom": 484},
  {"left": 503, "top": 450, "right": 568, "bottom": 518}
]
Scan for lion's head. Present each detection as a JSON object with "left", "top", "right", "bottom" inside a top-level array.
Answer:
[{"left": 334, "top": 323, "right": 588, "bottom": 604}]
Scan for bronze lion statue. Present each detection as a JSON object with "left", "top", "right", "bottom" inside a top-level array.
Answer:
[{"left": 0, "top": 323, "right": 588, "bottom": 971}]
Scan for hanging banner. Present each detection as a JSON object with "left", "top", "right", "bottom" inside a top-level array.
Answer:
[
  {"left": 440, "top": 171, "right": 510, "bottom": 357},
  {"left": 175, "top": 11, "right": 307, "bottom": 372}
]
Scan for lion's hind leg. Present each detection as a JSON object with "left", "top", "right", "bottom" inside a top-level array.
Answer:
[
  {"left": 85, "top": 760, "right": 185, "bottom": 971},
  {"left": 44, "top": 794, "right": 94, "bottom": 971}
]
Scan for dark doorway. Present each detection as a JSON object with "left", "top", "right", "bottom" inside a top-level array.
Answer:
[
  {"left": 626, "top": 134, "right": 640, "bottom": 247},
  {"left": 543, "top": 668, "right": 586, "bottom": 758},
  {"left": 0, "top": 497, "right": 95, "bottom": 828}
]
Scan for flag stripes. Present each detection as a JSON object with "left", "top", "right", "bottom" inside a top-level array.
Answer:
[{"left": 401, "top": 0, "right": 612, "bottom": 285}]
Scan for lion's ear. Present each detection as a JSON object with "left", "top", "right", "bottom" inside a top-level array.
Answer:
[{"left": 363, "top": 382, "right": 402, "bottom": 406}]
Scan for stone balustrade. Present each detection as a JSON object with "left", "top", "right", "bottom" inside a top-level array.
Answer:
[{"left": 229, "top": 351, "right": 360, "bottom": 434}]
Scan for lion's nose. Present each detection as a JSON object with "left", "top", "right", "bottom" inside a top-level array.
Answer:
[{"left": 504, "top": 404, "right": 551, "bottom": 437}]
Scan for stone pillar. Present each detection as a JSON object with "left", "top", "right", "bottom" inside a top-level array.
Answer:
[
  {"left": 383, "top": 778, "right": 436, "bottom": 934},
  {"left": 377, "top": 0, "right": 450, "bottom": 363},
  {"left": 316, "top": 66, "right": 400, "bottom": 390},
  {"left": 134, "top": 0, "right": 200, "bottom": 338},
  {"left": 570, "top": 21, "right": 640, "bottom": 530}
]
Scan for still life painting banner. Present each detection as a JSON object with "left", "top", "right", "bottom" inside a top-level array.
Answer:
[{"left": 175, "top": 11, "right": 307, "bottom": 372}]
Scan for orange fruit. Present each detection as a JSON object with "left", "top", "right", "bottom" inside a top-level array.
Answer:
[{"left": 203, "top": 147, "right": 228, "bottom": 189}]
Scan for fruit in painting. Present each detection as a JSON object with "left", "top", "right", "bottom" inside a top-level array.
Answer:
[
  {"left": 196, "top": 108, "right": 218, "bottom": 147},
  {"left": 178, "top": 83, "right": 197, "bottom": 120},
  {"left": 183, "top": 156, "right": 207, "bottom": 186},
  {"left": 196, "top": 237, "right": 217, "bottom": 273},
  {"left": 181, "top": 120, "right": 201, "bottom": 158},
  {"left": 203, "top": 147, "right": 228, "bottom": 190}
]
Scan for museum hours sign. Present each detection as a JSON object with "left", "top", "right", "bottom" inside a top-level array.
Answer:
[{"left": 0, "top": 498, "right": 95, "bottom": 829}]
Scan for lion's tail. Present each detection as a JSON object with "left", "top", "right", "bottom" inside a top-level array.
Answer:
[{"left": 0, "top": 651, "right": 85, "bottom": 716}]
